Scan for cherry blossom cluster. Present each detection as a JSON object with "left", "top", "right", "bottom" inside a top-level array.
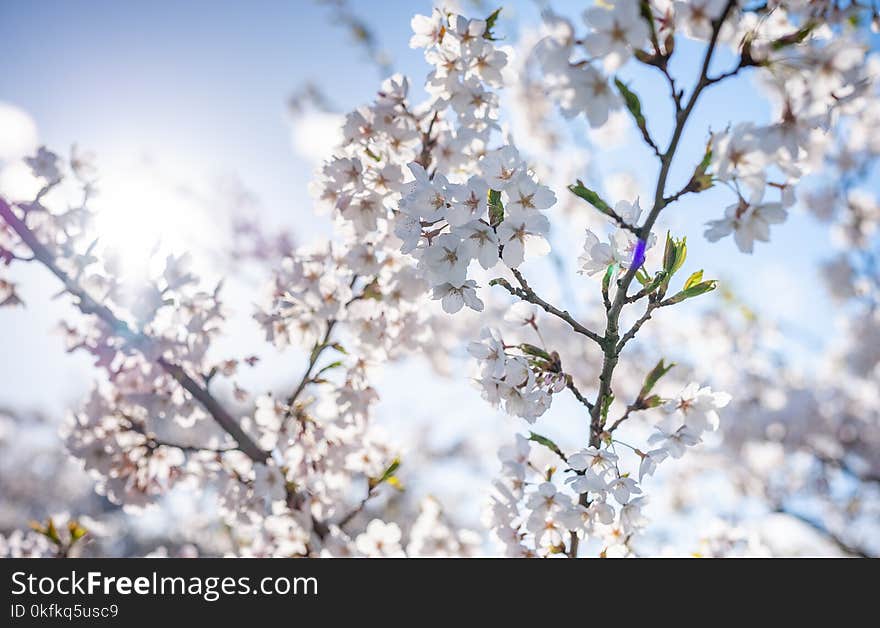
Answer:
[
  {"left": 0, "top": 146, "right": 473, "bottom": 557},
  {"left": 350, "top": 497, "right": 480, "bottom": 558},
  {"left": 533, "top": 1, "right": 879, "bottom": 255},
  {"left": 577, "top": 198, "right": 656, "bottom": 277},
  {"left": 467, "top": 327, "right": 563, "bottom": 422},
  {"left": 400, "top": 13, "right": 557, "bottom": 313},
  {"left": 482, "top": 372, "right": 728, "bottom": 557},
  {"left": 3, "top": 1, "right": 880, "bottom": 558}
]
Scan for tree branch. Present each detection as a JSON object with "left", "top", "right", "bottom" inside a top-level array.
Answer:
[
  {"left": 773, "top": 506, "right": 873, "bottom": 558},
  {"left": 588, "top": 0, "right": 738, "bottom": 442},
  {"left": 286, "top": 321, "right": 338, "bottom": 409},
  {"left": 565, "top": 375, "right": 594, "bottom": 412},
  {"left": 0, "top": 197, "right": 271, "bottom": 463},
  {"left": 491, "top": 268, "right": 604, "bottom": 346},
  {"left": 616, "top": 302, "right": 660, "bottom": 353}
]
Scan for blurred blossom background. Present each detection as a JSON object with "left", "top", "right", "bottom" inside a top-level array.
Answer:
[{"left": 1, "top": 0, "right": 878, "bottom": 557}]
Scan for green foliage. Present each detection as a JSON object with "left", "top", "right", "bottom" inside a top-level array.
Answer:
[
  {"left": 528, "top": 431, "right": 566, "bottom": 461},
  {"left": 639, "top": 359, "right": 675, "bottom": 400},
  {"left": 662, "top": 231, "right": 688, "bottom": 278},
  {"left": 683, "top": 270, "right": 704, "bottom": 291},
  {"left": 614, "top": 78, "right": 652, "bottom": 147},
  {"left": 29, "top": 517, "right": 88, "bottom": 551},
  {"left": 483, "top": 8, "right": 502, "bottom": 40},
  {"left": 568, "top": 180, "right": 614, "bottom": 217},
  {"left": 519, "top": 343, "right": 552, "bottom": 361},
  {"left": 771, "top": 22, "right": 816, "bottom": 50},
  {"left": 315, "top": 360, "right": 343, "bottom": 378},
  {"left": 687, "top": 140, "right": 714, "bottom": 192},
  {"left": 488, "top": 188, "right": 504, "bottom": 225},
  {"left": 664, "top": 279, "right": 719, "bottom": 304},
  {"left": 602, "top": 263, "right": 616, "bottom": 295},
  {"left": 655, "top": 232, "right": 718, "bottom": 304},
  {"left": 639, "top": 0, "right": 658, "bottom": 39},
  {"left": 369, "top": 458, "right": 403, "bottom": 490}
]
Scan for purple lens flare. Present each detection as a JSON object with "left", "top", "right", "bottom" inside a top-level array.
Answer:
[{"left": 632, "top": 238, "right": 647, "bottom": 271}]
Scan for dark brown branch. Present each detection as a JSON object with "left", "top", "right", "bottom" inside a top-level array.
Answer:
[
  {"left": 337, "top": 490, "right": 376, "bottom": 529},
  {"left": 565, "top": 375, "right": 594, "bottom": 412},
  {"left": 491, "top": 269, "right": 604, "bottom": 346},
  {"left": 616, "top": 302, "right": 660, "bottom": 353},
  {"left": 607, "top": 402, "right": 643, "bottom": 434}
]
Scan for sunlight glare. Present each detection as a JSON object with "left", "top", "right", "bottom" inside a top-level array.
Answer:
[{"left": 90, "top": 167, "right": 213, "bottom": 278}]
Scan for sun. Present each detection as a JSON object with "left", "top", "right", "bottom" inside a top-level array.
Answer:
[{"left": 89, "top": 167, "right": 216, "bottom": 278}]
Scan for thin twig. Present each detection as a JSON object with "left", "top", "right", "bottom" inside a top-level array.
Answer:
[
  {"left": 491, "top": 268, "right": 604, "bottom": 346},
  {"left": 565, "top": 375, "right": 594, "bottom": 412},
  {"left": 607, "top": 402, "right": 644, "bottom": 434},
  {"left": 616, "top": 302, "right": 660, "bottom": 353},
  {"left": 286, "top": 321, "right": 338, "bottom": 408}
]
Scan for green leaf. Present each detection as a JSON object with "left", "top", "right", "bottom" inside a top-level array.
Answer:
[
  {"left": 483, "top": 8, "right": 502, "bottom": 40},
  {"left": 639, "top": 0, "right": 658, "bottom": 40},
  {"left": 30, "top": 518, "right": 62, "bottom": 546},
  {"left": 614, "top": 78, "right": 645, "bottom": 124},
  {"left": 770, "top": 22, "right": 816, "bottom": 50},
  {"left": 664, "top": 279, "right": 718, "bottom": 305},
  {"left": 67, "top": 520, "right": 88, "bottom": 542},
  {"left": 369, "top": 457, "right": 401, "bottom": 489},
  {"left": 614, "top": 78, "right": 652, "bottom": 144},
  {"left": 686, "top": 139, "right": 714, "bottom": 193},
  {"left": 662, "top": 232, "right": 687, "bottom": 277},
  {"left": 673, "top": 240, "right": 687, "bottom": 274},
  {"left": 361, "top": 279, "right": 383, "bottom": 300},
  {"left": 528, "top": 432, "right": 566, "bottom": 461},
  {"left": 683, "top": 270, "right": 703, "bottom": 291},
  {"left": 330, "top": 342, "right": 348, "bottom": 355},
  {"left": 639, "top": 359, "right": 675, "bottom": 400},
  {"left": 315, "top": 360, "right": 344, "bottom": 377},
  {"left": 488, "top": 189, "right": 504, "bottom": 225},
  {"left": 364, "top": 147, "right": 381, "bottom": 162},
  {"left": 519, "top": 343, "right": 551, "bottom": 361},
  {"left": 642, "top": 270, "right": 668, "bottom": 297},
  {"left": 309, "top": 342, "right": 324, "bottom": 362},
  {"left": 663, "top": 32, "right": 675, "bottom": 56},
  {"left": 602, "top": 263, "right": 616, "bottom": 296},
  {"left": 642, "top": 394, "right": 664, "bottom": 408},
  {"left": 568, "top": 180, "right": 613, "bottom": 216},
  {"left": 662, "top": 232, "right": 675, "bottom": 273},
  {"left": 697, "top": 139, "right": 712, "bottom": 172}
]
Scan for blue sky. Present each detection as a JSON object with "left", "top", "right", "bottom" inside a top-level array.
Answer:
[{"left": 0, "top": 0, "right": 847, "bottom": 415}]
